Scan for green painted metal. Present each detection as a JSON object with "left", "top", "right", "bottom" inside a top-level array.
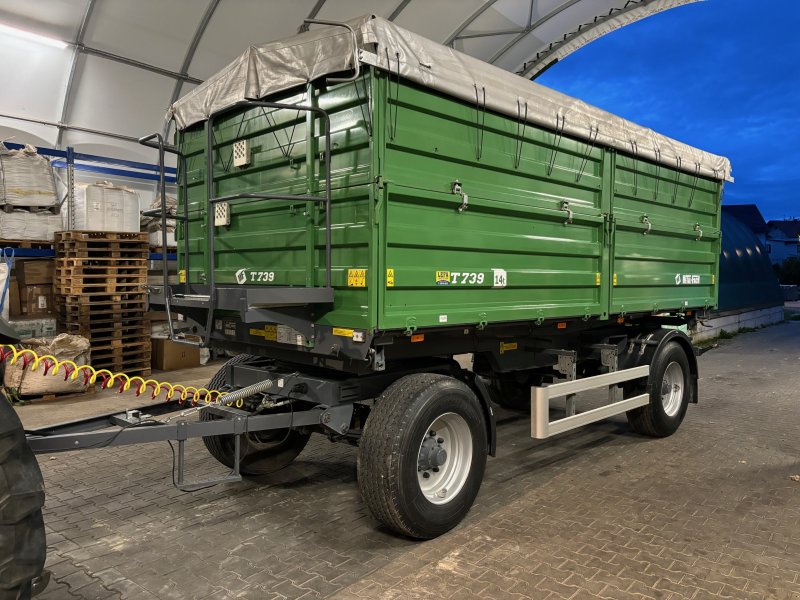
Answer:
[{"left": 176, "top": 67, "right": 722, "bottom": 334}]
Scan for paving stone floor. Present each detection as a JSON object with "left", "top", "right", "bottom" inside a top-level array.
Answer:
[{"left": 18, "top": 320, "right": 800, "bottom": 599}]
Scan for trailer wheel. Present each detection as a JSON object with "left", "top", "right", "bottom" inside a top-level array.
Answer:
[
  {"left": 200, "top": 355, "right": 310, "bottom": 478},
  {"left": 0, "top": 398, "right": 46, "bottom": 599},
  {"left": 358, "top": 373, "right": 487, "bottom": 539},
  {"left": 626, "top": 341, "right": 691, "bottom": 437}
]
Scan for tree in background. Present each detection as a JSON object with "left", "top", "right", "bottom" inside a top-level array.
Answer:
[{"left": 775, "top": 257, "right": 800, "bottom": 285}]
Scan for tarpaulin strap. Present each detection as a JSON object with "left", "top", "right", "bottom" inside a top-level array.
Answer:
[
  {"left": 672, "top": 156, "right": 682, "bottom": 204},
  {"left": 576, "top": 125, "right": 599, "bottom": 183},
  {"left": 353, "top": 76, "right": 372, "bottom": 135},
  {"left": 473, "top": 84, "right": 486, "bottom": 161},
  {"left": 514, "top": 100, "right": 528, "bottom": 169},
  {"left": 547, "top": 114, "right": 566, "bottom": 176},
  {"left": 688, "top": 162, "right": 701, "bottom": 207},
  {"left": 653, "top": 146, "right": 662, "bottom": 200},
  {"left": 629, "top": 139, "right": 639, "bottom": 196},
  {"left": 385, "top": 50, "right": 401, "bottom": 140}
]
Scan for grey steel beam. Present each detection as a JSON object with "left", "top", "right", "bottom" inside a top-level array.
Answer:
[
  {"left": 388, "top": 0, "right": 413, "bottom": 21},
  {"left": 163, "top": 0, "right": 221, "bottom": 137},
  {"left": 489, "top": 0, "right": 583, "bottom": 65},
  {"left": 55, "top": 0, "right": 96, "bottom": 148},
  {"left": 443, "top": 0, "right": 500, "bottom": 46},
  {"left": 0, "top": 112, "right": 142, "bottom": 144},
  {"left": 519, "top": 0, "right": 680, "bottom": 78},
  {"left": 298, "top": 0, "right": 327, "bottom": 32},
  {"left": 79, "top": 45, "right": 202, "bottom": 84},
  {"left": 455, "top": 28, "right": 525, "bottom": 40}
]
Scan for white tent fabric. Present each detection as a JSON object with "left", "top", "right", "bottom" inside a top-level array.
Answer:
[
  {"left": 0, "top": 0, "right": 705, "bottom": 165},
  {"left": 170, "top": 15, "right": 730, "bottom": 181}
]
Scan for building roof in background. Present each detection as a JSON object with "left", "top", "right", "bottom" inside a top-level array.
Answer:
[
  {"left": 767, "top": 219, "right": 800, "bottom": 240},
  {"left": 722, "top": 204, "right": 767, "bottom": 234}
]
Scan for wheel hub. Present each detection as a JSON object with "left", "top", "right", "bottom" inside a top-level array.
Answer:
[
  {"left": 417, "top": 413, "right": 473, "bottom": 506},
  {"left": 418, "top": 433, "right": 448, "bottom": 471}
]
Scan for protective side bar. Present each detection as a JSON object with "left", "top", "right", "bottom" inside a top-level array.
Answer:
[{"left": 531, "top": 365, "right": 650, "bottom": 439}]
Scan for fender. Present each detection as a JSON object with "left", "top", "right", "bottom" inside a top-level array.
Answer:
[
  {"left": 462, "top": 372, "right": 497, "bottom": 456},
  {"left": 620, "top": 328, "right": 699, "bottom": 404}
]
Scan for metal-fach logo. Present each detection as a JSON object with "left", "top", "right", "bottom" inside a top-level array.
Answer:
[
  {"left": 675, "top": 273, "right": 682, "bottom": 285},
  {"left": 235, "top": 268, "right": 247, "bottom": 285}
]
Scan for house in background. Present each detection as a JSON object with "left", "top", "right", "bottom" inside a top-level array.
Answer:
[
  {"left": 723, "top": 204, "right": 768, "bottom": 247},
  {"left": 766, "top": 218, "right": 800, "bottom": 264}
]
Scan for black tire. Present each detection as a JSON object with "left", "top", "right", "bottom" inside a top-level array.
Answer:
[
  {"left": 200, "top": 355, "right": 310, "bottom": 478},
  {"left": 626, "top": 341, "right": 691, "bottom": 437},
  {"left": 0, "top": 398, "right": 46, "bottom": 600},
  {"left": 358, "top": 373, "right": 487, "bottom": 539}
]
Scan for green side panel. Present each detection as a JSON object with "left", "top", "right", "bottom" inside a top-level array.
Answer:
[
  {"left": 610, "top": 153, "right": 722, "bottom": 314},
  {"left": 177, "top": 77, "right": 375, "bottom": 329},
  {"left": 378, "top": 75, "right": 607, "bottom": 330}
]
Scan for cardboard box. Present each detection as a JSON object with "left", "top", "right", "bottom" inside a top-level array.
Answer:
[
  {"left": 21, "top": 285, "right": 54, "bottom": 316},
  {"left": 10, "top": 317, "right": 57, "bottom": 340},
  {"left": 151, "top": 338, "right": 200, "bottom": 371},
  {"left": 9, "top": 278, "right": 21, "bottom": 317},
  {"left": 15, "top": 260, "right": 54, "bottom": 287}
]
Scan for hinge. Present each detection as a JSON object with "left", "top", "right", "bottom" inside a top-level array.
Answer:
[
  {"left": 404, "top": 317, "right": 417, "bottom": 336},
  {"left": 452, "top": 180, "right": 468, "bottom": 213}
]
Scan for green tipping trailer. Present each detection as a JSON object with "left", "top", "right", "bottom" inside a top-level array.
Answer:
[{"left": 20, "top": 16, "right": 730, "bottom": 548}]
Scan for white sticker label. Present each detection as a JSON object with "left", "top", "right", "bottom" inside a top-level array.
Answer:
[
  {"left": 37, "top": 296, "right": 47, "bottom": 309},
  {"left": 675, "top": 273, "right": 700, "bottom": 285},
  {"left": 439, "top": 315, "right": 448, "bottom": 323},
  {"left": 492, "top": 268, "right": 507, "bottom": 288},
  {"left": 235, "top": 268, "right": 275, "bottom": 284}
]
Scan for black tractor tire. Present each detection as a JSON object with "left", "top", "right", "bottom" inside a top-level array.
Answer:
[
  {"left": 626, "top": 341, "right": 692, "bottom": 437},
  {"left": 358, "top": 373, "right": 487, "bottom": 539},
  {"left": 200, "top": 355, "right": 310, "bottom": 478},
  {"left": 0, "top": 398, "right": 46, "bottom": 600}
]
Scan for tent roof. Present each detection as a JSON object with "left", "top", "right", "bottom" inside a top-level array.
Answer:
[{"left": 0, "top": 0, "right": 702, "bottom": 164}]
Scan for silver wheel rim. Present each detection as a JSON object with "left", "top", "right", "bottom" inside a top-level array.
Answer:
[
  {"left": 417, "top": 412, "right": 472, "bottom": 505},
  {"left": 661, "top": 361, "right": 684, "bottom": 417}
]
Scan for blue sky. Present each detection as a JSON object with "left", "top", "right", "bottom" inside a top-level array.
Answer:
[{"left": 536, "top": 0, "right": 800, "bottom": 221}]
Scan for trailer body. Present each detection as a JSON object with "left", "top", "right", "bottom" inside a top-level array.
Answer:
[{"left": 170, "top": 69, "right": 721, "bottom": 367}]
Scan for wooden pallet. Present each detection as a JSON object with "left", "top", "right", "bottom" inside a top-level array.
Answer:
[
  {"left": 57, "top": 293, "right": 147, "bottom": 305},
  {"left": 57, "top": 257, "right": 148, "bottom": 268},
  {"left": 55, "top": 231, "right": 148, "bottom": 243},
  {"left": 55, "top": 280, "right": 147, "bottom": 295},
  {"left": 17, "top": 386, "right": 97, "bottom": 404},
  {"left": 0, "top": 238, "right": 54, "bottom": 249}
]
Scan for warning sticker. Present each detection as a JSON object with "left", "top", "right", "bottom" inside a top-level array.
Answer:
[
  {"left": 500, "top": 342, "right": 518, "bottom": 354},
  {"left": 348, "top": 268, "right": 367, "bottom": 287},
  {"left": 386, "top": 268, "right": 395, "bottom": 287},
  {"left": 436, "top": 271, "right": 451, "bottom": 285}
]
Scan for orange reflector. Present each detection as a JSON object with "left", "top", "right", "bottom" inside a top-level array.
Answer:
[
  {"left": 410, "top": 334, "right": 425, "bottom": 343},
  {"left": 617, "top": 316, "right": 625, "bottom": 324},
  {"left": 557, "top": 322, "right": 567, "bottom": 329},
  {"left": 686, "top": 310, "right": 693, "bottom": 316}
]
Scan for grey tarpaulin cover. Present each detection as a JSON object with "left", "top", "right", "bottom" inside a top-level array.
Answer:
[{"left": 169, "top": 15, "right": 731, "bottom": 182}]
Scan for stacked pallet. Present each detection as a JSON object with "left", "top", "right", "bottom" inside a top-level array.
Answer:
[{"left": 55, "top": 231, "right": 151, "bottom": 376}]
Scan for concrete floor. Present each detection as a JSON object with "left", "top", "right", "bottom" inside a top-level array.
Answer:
[{"left": 17, "top": 320, "right": 800, "bottom": 599}]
